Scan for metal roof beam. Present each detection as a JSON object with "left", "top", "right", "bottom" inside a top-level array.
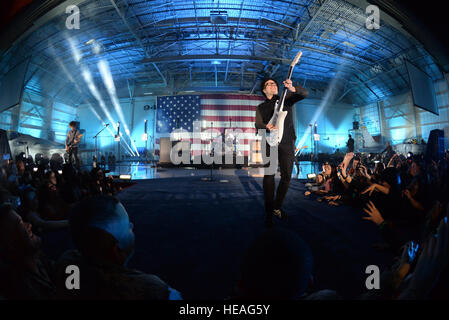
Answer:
[
  {"left": 110, "top": 0, "right": 167, "bottom": 85},
  {"left": 141, "top": 54, "right": 291, "bottom": 64}
]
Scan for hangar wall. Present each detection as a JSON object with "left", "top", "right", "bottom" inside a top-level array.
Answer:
[
  {"left": 0, "top": 90, "right": 77, "bottom": 144},
  {"left": 359, "top": 74, "right": 449, "bottom": 148}
]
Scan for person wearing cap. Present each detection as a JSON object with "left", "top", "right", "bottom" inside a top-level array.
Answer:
[{"left": 255, "top": 77, "right": 308, "bottom": 227}]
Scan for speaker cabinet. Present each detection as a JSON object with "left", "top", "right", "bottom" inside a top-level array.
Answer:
[{"left": 425, "top": 129, "right": 444, "bottom": 162}]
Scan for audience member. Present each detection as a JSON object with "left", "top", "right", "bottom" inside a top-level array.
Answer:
[{"left": 55, "top": 195, "right": 182, "bottom": 300}]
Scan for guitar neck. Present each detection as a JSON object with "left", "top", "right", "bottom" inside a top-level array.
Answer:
[{"left": 278, "top": 65, "right": 295, "bottom": 107}]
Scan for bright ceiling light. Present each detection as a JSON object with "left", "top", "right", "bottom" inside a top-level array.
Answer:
[
  {"left": 98, "top": 59, "right": 139, "bottom": 156},
  {"left": 92, "top": 42, "right": 102, "bottom": 54},
  {"left": 342, "top": 41, "right": 355, "bottom": 48},
  {"left": 68, "top": 37, "right": 82, "bottom": 63}
]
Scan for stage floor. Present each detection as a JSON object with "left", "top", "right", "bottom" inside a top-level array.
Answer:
[
  {"left": 101, "top": 161, "right": 320, "bottom": 180},
  {"left": 113, "top": 173, "right": 395, "bottom": 299}
]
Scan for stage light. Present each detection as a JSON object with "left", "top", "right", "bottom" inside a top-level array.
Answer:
[
  {"left": 58, "top": 169, "right": 63, "bottom": 174},
  {"left": 54, "top": 39, "right": 136, "bottom": 156},
  {"left": 67, "top": 37, "right": 135, "bottom": 156},
  {"left": 407, "top": 152, "right": 413, "bottom": 158},
  {"left": 119, "top": 174, "right": 131, "bottom": 180},
  {"left": 211, "top": 60, "right": 221, "bottom": 65},
  {"left": 53, "top": 47, "right": 121, "bottom": 151},
  {"left": 296, "top": 62, "right": 347, "bottom": 155},
  {"left": 374, "top": 160, "right": 380, "bottom": 163},
  {"left": 85, "top": 39, "right": 95, "bottom": 45},
  {"left": 33, "top": 167, "right": 38, "bottom": 172},
  {"left": 92, "top": 42, "right": 101, "bottom": 54},
  {"left": 79, "top": 60, "right": 134, "bottom": 156},
  {"left": 98, "top": 59, "right": 139, "bottom": 155},
  {"left": 81, "top": 67, "right": 117, "bottom": 131},
  {"left": 68, "top": 37, "right": 82, "bottom": 63}
]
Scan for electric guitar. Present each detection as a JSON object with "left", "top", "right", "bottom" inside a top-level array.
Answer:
[
  {"left": 266, "top": 51, "right": 302, "bottom": 147},
  {"left": 66, "top": 133, "right": 83, "bottom": 152}
]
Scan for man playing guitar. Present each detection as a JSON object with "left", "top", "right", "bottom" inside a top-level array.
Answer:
[
  {"left": 65, "top": 121, "right": 83, "bottom": 169},
  {"left": 255, "top": 78, "right": 308, "bottom": 227}
]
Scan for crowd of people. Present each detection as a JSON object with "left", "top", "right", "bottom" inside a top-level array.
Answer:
[
  {"left": 304, "top": 145, "right": 449, "bottom": 299},
  {"left": 1, "top": 144, "right": 448, "bottom": 300},
  {"left": 0, "top": 155, "right": 161, "bottom": 300}
]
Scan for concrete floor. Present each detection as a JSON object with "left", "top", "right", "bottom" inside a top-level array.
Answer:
[{"left": 114, "top": 171, "right": 395, "bottom": 299}]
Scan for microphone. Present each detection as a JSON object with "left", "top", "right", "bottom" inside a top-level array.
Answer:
[{"left": 105, "top": 123, "right": 110, "bottom": 127}]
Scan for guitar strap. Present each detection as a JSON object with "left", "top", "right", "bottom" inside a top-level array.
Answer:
[{"left": 69, "top": 130, "right": 78, "bottom": 147}]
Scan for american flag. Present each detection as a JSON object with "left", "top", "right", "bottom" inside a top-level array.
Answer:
[
  {"left": 157, "top": 95, "right": 201, "bottom": 133},
  {"left": 155, "top": 94, "right": 265, "bottom": 158}
]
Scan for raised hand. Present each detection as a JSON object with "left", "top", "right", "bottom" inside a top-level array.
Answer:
[
  {"left": 362, "top": 200, "right": 385, "bottom": 225},
  {"left": 324, "top": 195, "right": 341, "bottom": 201},
  {"left": 283, "top": 79, "right": 296, "bottom": 92},
  {"left": 362, "top": 184, "right": 377, "bottom": 196},
  {"left": 403, "top": 189, "right": 412, "bottom": 199}
]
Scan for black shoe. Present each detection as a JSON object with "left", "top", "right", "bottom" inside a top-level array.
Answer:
[{"left": 273, "top": 208, "right": 288, "bottom": 220}]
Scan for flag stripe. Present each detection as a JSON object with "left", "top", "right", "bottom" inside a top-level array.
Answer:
[
  {"left": 201, "top": 94, "right": 265, "bottom": 101},
  {"left": 201, "top": 104, "right": 258, "bottom": 111},
  {"left": 201, "top": 109, "right": 256, "bottom": 117},
  {"left": 200, "top": 118, "right": 256, "bottom": 126}
]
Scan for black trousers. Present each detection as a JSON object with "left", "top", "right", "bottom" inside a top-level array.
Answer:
[
  {"left": 263, "top": 141, "right": 294, "bottom": 220},
  {"left": 68, "top": 147, "right": 80, "bottom": 168}
]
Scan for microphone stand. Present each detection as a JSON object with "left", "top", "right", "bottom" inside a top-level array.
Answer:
[
  {"left": 94, "top": 124, "right": 109, "bottom": 160},
  {"left": 203, "top": 121, "right": 215, "bottom": 182},
  {"left": 209, "top": 121, "right": 214, "bottom": 181}
]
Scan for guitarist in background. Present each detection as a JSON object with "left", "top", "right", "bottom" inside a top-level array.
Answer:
[
  {"left": 255, "top": 78, "right": 308, "bottom": 227},
  {"left": 65, "top": 121, "right": 83, "bottom": 169}
]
